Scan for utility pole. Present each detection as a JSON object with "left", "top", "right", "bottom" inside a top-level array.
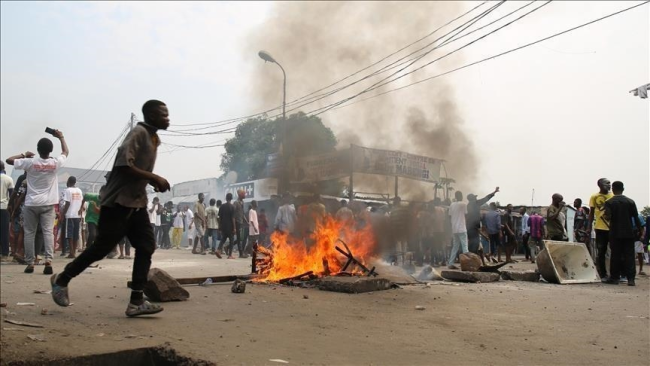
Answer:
[
  {"left": 130, "top": 113, "right": 136, "bottom": 131},
  {"left": 531, "top": 189, "right": 535, "bottom": 207}
]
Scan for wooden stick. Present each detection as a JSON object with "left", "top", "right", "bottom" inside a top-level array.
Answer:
[
  {"left": 278, "top": 271, "right": 314, "bottom": 284},
  {"left": 127, "top": 274, "right": 258, "bottom": 288}
]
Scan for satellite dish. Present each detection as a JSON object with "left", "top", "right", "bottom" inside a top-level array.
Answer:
[{"left": 224, "top": 171, "right": 238, "bottom": 185}]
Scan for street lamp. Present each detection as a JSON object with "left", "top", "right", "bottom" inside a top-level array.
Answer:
[
  {"left": 259, "top": 50, "right": 288, "bottom": 194},
  {"left": 258, "top": 50, "right": 286, "bottom": 121}
]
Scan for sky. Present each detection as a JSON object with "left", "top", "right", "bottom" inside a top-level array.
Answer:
[{"left": 1, "top": 1, "right": 649, "bottom": 208}]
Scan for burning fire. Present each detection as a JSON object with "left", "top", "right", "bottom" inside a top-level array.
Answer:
[{"left": 255, "top": 215, "right": 377, "bottom": 282}]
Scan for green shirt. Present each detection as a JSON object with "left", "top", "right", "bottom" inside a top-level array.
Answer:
[
  {"left": 546, "top": 205, "right": 565, "bottom": 239},
  {"left": 84, "top": 193, "right": 100, "bottom": 224}
]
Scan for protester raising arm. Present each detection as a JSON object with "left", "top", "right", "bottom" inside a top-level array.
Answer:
[{"left": 476, "top": 187, "right": 500, "bottom": 206}]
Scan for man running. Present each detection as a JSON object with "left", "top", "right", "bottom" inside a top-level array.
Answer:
[{"left": 50, "top": 100, "right": 171, "bottom": 317}]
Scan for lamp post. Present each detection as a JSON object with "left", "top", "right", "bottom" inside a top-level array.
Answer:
[
  {"left": 259, "top": 50, "right": 288, "bottom": 193},
  {"left": 258, "top": 50, "right": 286, "bottom": 121}
]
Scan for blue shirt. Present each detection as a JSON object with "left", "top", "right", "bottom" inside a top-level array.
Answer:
[{"left": 483, "top": 210, "right": 501, "bottom": 235}]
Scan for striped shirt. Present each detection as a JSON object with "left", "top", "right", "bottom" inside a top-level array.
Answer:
[{"left": 528, "top": 214, "right": 545, "bottom": 239}]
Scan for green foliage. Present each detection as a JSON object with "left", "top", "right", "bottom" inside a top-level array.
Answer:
[
  {"left": 641, "top": 206, "right": 650, "bottom": 218},
  {"left": 220, "top": 112, "right": 337, "bottom": 184},
  {"left": 220, "top": 116, "right": 277, "bottom": 182}
]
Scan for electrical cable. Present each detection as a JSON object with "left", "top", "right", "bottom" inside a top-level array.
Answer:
[
  {"left": 77, "top": 121, "right": 131, "bottom": 181},
  {"left": 165, "top": 1, "right": 493, "bottom": 129},
  {"left": 307, "top": 0, "right": 553, "bottom": 116},
  {"left": 260, "top": 1, "right": 507, "bottom": 121},
  {"left": 325, "top": 0, "right": 649, "bottom": 112}
]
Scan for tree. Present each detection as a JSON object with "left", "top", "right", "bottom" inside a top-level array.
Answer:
[
  {"left": 220, "top": 112, "right": 339, "bottom": 193},
  {"left": 641, "top": 206, "right": 650, "bottom": 218}
]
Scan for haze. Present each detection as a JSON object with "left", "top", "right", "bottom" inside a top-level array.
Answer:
[{"left": 1, "top": 1, "right": 648, "bottom": 208}]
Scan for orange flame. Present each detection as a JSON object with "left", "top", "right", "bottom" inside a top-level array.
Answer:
[{"left": 256, "top": 215, "right": 377, "bottom": 282}]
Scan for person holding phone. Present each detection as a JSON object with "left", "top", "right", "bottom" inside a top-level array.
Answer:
[{"left": 5, "top": 130, "right": 69, "bottom": 274}]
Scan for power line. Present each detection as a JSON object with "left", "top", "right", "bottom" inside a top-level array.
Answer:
[
  {"left": 327, "top": 0, "right": 650, "bottom": 112},
  {"left": 166, "top": 1, "right": 494, "bottom": 129},
  {"left": 77, "top": 120, "right": 131, "bottom": 181},
  {"left": 308, "top": 0, "right": 552, "bottom": 116},
  {"left": 266, "top": 1, "right": 507, "bottom": 120},
  {"left": 286, "top": 1, "right": 494, "bottom": 105},
  {"left": 160, "top": 2, "right": 501, "bottom": 142},
  {"left": 155, "top": 2, "right": 514, "bottom": 148}
]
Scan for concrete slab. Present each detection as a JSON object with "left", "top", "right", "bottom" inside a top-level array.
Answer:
[
  {"left": 441, "top": 270, "right": 500, "bottom": 283},
  {"left": 500, "top": 270, "right": 540, "bottom": 282},
  {"left": 317, "top": 276, "right": 395, "bottom": 294},
  {"left": 369, "top": 261, "right": 420, "bottom": 284}
]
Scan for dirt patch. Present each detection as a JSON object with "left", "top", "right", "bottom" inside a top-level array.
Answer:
[
  {"left": 6, "top": 345, "right": 213, "bottom": 366},
  {"left": 1, "top": 250, "right": 649, "bottom": 365}
]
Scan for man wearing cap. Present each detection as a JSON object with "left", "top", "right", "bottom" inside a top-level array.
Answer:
[{"left": 466, "top": 187, "right": 499, "bottom": 255}]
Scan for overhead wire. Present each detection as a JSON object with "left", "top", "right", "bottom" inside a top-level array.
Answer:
[
  {"left": 77, "top": 121, "right": 131, "bottom": 181},
  {"left": 155, "top": 1, "right": 511, "bottom": 147},
  {"left": 165, "top": 1, "right": 493, "bottom": 130},
  {"left": 306, "top": 0, "right": 553, "bottom": 116},
  {"left": 252, "top": 1, "right": 508, "bottom": 122},
  {"left": 246, "top": 0, "right": 508, "bottom": 123},
  {"left": 325, "top": 0, "right": 650, "bottom": 112}
]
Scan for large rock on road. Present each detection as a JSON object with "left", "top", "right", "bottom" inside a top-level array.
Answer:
[{"left": 144, "top": 268, "right": 190, "bottom": 302}]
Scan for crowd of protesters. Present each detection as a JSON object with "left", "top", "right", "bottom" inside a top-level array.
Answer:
[{"left": 1, "top": 103, "right": 648, "bottom": 318}]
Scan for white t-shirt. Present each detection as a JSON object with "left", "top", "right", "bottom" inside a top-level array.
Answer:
[
  {"left": 147, "top": 202, "right": 160, "bottom": 224},
  {"left": 173, "top": 212, "right": 185, "bottom": 228},
  {"left": 249, "top": 209, "right": 259, "bottom": 235},
  {"left": 448, "top": 201, "right": 468, "bottom": 234},
  {"left": 0, "top": 173, "right": 14, "bottom": 210},
  {"left": 14, "top": 155, "right": 66, "bottom": 206},
  {"left": 63, "top": 187, "right": 83, "bottom": 219},
  {"left": 184, "top": 209, "right": 194, "bottom": 228}
]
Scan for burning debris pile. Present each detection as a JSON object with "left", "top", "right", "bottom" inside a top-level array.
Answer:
[{"left": 252, "top": 216, "right": 378, "bottom": 284}]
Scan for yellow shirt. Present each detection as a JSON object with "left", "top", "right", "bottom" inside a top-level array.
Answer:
[{"left": 589, "top": 192, "right": 613, "bottom": 231}]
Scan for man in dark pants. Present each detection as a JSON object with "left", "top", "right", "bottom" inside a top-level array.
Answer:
[
  {"left": 233, "top": 190, "right": 248, "bottom": 258},
  {"left": 482, "top": 202, "right": 502, "bottom": 262},
  {"left": 50, "top": 100, "right": 171, "bottom": 317},
  {"left": 466, "top": 187, "right": 499, "bottom": 255},
  {"left": 602, "top": 181, "right": 642, "bottom": 286},
  {"left": 502, "top": 204, "right": 517, "bottom": 263},
  {"left": 218, "top": 193, "right": 236, "bottom": 259},
  {"left": 588, "top": 178, "right": 613, "bottom": 280}
]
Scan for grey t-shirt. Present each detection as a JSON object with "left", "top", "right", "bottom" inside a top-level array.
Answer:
[
  {"left": 233, "top": 199, "right": 245, "bottom": 224},
  {"left": 101, "top": 123, "right": 159, "bottom": 208}
]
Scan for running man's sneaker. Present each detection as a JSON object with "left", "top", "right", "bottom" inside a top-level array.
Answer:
[
  {"left": 125, "top": 300, "right": 163, "bottom": 317},
  {"left": 50, "top": 274, "right": 70, "bottom": 306}
]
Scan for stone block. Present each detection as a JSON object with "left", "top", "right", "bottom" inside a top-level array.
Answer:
[
  {"left": 460, "top": 253, "right": 482, "bottom": 272},
  {"left": 500, "top": 270, "right": 540, "bottom": 282},
  {"left": 144, "top": 268, "right": 190, "bottom": 302},
  {"left": 231, "top": 279, "right": 246, "bottom": 293},
  {"left": 317, "top": 276, "right": 394, "bottom": 294},
  {"left": 441, "top": 270, "right": 500, "bottom": 283}
]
